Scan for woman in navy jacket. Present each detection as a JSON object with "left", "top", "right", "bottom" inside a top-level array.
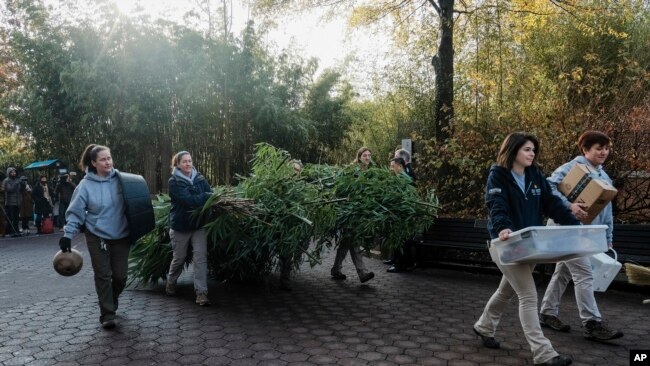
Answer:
[
  {"left": 165, "top": 151, "right": 213, "bottom": 306},
  {"left": 473, "top": 132, "right": 579, "bottom": 366}
]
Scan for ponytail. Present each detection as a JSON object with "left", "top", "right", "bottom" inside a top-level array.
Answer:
[{"left": 79, "top": 144, "right": 110, "bottom": 173}]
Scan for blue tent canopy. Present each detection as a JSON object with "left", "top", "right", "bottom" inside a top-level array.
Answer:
[{"left": 24, "top": 159, "right": 60, "bottom": 170}]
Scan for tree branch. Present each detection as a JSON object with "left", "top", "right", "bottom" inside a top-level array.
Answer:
[
  {"left": 395, "top": 1, "right": 428, "bottom": 28},
  {"left": 427, "top": 0, "right": 441, "bottom": 15},
  {"left": 453, "top": 3, "right": 559, "bottom": 16}
]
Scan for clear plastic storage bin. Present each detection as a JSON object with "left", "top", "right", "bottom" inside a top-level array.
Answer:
[{"left": 488, "top": 225, "right": 608, "bottom": 265}]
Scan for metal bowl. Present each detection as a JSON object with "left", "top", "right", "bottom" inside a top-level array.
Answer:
[{"left": 53, "top": 249, "right": 83, "bottom": 277}]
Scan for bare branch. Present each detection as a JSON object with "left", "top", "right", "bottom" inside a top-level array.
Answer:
[
  {"left": 395, "top": 1, "right": 428, "bottom": 28},
  {"left": 427, "top": 0, "right": 441, "bottom": 15},
  {"left": 453, "top": 3, "right": 558, "bottom": 17},
  {"left": 354, "top": 0, "right": 414, "bottom": 25}
]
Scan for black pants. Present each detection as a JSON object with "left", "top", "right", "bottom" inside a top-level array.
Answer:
[
  {"left": 35, "top": 208, "right": 51, "bottom": 232},
  {"left": 394, "top": 238, "right": 417, "bottom": 270},
  {"left": 20, "top": 217, "right": 30, "bottom": 231},
  {"left": 58, "top": 202, "right": 69, "bottom": 227},
  {"left": 4, "top": 205, "right": 20, "bottom": 235}
]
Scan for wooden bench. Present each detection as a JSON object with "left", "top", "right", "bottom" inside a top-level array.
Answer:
[
  {"left": 613, "top": 224, "right": 650, "bottom": 266},
  {"left": 419, "top": 218, "right": 489, "bottom": 251},
  {"left": 416, "top": 218, "right": 493, "bottom": 266}
]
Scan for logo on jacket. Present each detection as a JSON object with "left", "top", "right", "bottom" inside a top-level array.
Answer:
[
  {"left": 488, "top": 188, "right": 502, "bottom": 194},
  {"left": 531, "top": 184, "right": 541, "bottom": 196}
]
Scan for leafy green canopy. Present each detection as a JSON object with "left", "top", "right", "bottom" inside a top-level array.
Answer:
[
  {"left": 1, "top": 1, "right": 356, "bottom": 188},
  {"left": 129, "top": 144, "right": 438, "bottom": 285}
]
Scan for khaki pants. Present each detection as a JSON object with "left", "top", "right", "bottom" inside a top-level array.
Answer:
[
  {"left": 330, "top": 236, "right": 369, "bottom": 280},
  {"left": 540, "top": 255, "right": 601, "bottom": 325},
  {"left": 475, "top": 262, "right": 558, "bottom": 364},
  {"left": 541, "top": 218, "right": 602, "bottom": 325},
  {"left": 167, "top": 229, "right": 209, "bottom": 295},
  {"left": 85, "top": 232, "right": 131, "bottom": 323}
]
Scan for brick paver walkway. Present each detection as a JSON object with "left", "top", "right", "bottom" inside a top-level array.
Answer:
[{"left": 1, "top": 233, "right": 647, "bottom": 365}]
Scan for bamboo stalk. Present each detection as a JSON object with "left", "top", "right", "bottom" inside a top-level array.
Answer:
[{"left": 625, "top": 263, "right": 650, "bottom": 286}]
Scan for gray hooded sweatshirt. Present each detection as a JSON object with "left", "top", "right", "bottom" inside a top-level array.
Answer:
[{"left": 63, "top": 168, "right": 129, "bottom": 240}]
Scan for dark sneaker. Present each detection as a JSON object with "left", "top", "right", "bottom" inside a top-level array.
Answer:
[
  {"left": 540, "top": 314, "right": 571, "bottom": 332},
  {"left": 534, "top": 355, "right": 572, "bottom": 366},
  {"left": 473, "top": 326, "right": 500, "bottom": 349},
  {"left": 360, "top": 272, "right": 375, "bottom": 283},
  {"left": 583, "top": 320, "right": 623, "bottom": 341},
  {"left": 383, "top": 259, "right": 394, "bottom": 265},
  {"left": 165, "top": 281, "right": 177, "bottom": 296},
  {"left": 331, "top": 273, "right": 347, "bottom": 281},
  {"left": 101, "top": 319, "right": 116, "bottom": 329}
]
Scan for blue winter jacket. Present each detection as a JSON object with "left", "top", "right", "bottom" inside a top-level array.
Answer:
[
  {"left": 547, "top": 156, "right": 614, "bottom": 244},
  {"left": 168, "top": 167, "right": 213, "bottom": 231},
  {"left": 486, "top": 164, "right": 580, "bottom": 239}
]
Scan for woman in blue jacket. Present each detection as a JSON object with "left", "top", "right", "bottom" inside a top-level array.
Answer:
[
  {"left": 473, "top": 132, "right": 579, "bottom": 366},
  {"left": 539, "top": 131, "right": 623, "bottom": 341},
  {"left": 165, "top": 151, "right": 213, "bottom": 306},
  {"left": 59, "top": 144, "right": 131, "bottom": 329}
]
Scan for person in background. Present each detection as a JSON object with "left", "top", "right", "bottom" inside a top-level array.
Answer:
[
  {"left": 51, "top": 176, "right": 59, "bottom": 228},
  {"left": 165, "top": 151, "right": 213, "bottom": 306},
  {"left": 32, "top": 174, "right": 53, "bottom": 233},
  {"left": 0, "top": 173, "right": 5, "bottom": 237},
  {"left": 2, "top": 168, "right": 23, "bottom": 237},
  {"left": 394, "top": 148, "right": 416, "bottom": 182},
  {"left": 19, "top": 176, "right": 33, "bottom": 235},
  {"left": 55, "top": 174, "right": 76, "bottom": 231},
  {"left": 474, "top": 132, "right": 577, "bottom": 366},
  {"left": 539, "top": 130, "right": 623, "bottom": 341},
  {"left": 385, "top": 149, "right": 417, "bottom": 268},
  {"left": 386, "top": 157, "right": 416, "bottom": 273},
  {"left": 389, "top": 157, "right": 407, "bottom": 176},
  {"left": 59, "top": 144, "right": 131, "bottom": 329},
  {"left": 330, "top": 147, "right": 375, "bottom": 283},
  {"left": 354, "top": 146, "right": 373, "bottom": 170}
]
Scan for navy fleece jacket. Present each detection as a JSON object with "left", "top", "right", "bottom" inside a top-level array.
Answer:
[
  {"left": 168, "top": 168, "right": 213, "bottom": 231},
  {"left": 485, "top": 164, "right": 580, "bottom": 239}
]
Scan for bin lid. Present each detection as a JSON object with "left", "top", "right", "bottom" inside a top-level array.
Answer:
[{"left": 490, "top": 225, "right": 608, "bottom": 245}]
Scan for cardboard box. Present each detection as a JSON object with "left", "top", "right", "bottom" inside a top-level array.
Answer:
[{"left": 558, "top": 163, "right": 617, "bottom": 224}]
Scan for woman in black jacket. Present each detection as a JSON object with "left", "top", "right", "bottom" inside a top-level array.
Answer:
[
  {"left": 32, "top": 175, "right": 53, "bottom": 233},
  {"left": 473, "top": 132, "right": 579, "bottom": 366}
]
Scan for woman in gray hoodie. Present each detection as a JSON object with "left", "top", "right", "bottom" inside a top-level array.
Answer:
[{"left": 59, "top": 144, "right": 130, "bottom": 329}]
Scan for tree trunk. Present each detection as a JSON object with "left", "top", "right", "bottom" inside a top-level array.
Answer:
[{"left": 431, "top": 0, "right": 454, "bottom": 143}]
